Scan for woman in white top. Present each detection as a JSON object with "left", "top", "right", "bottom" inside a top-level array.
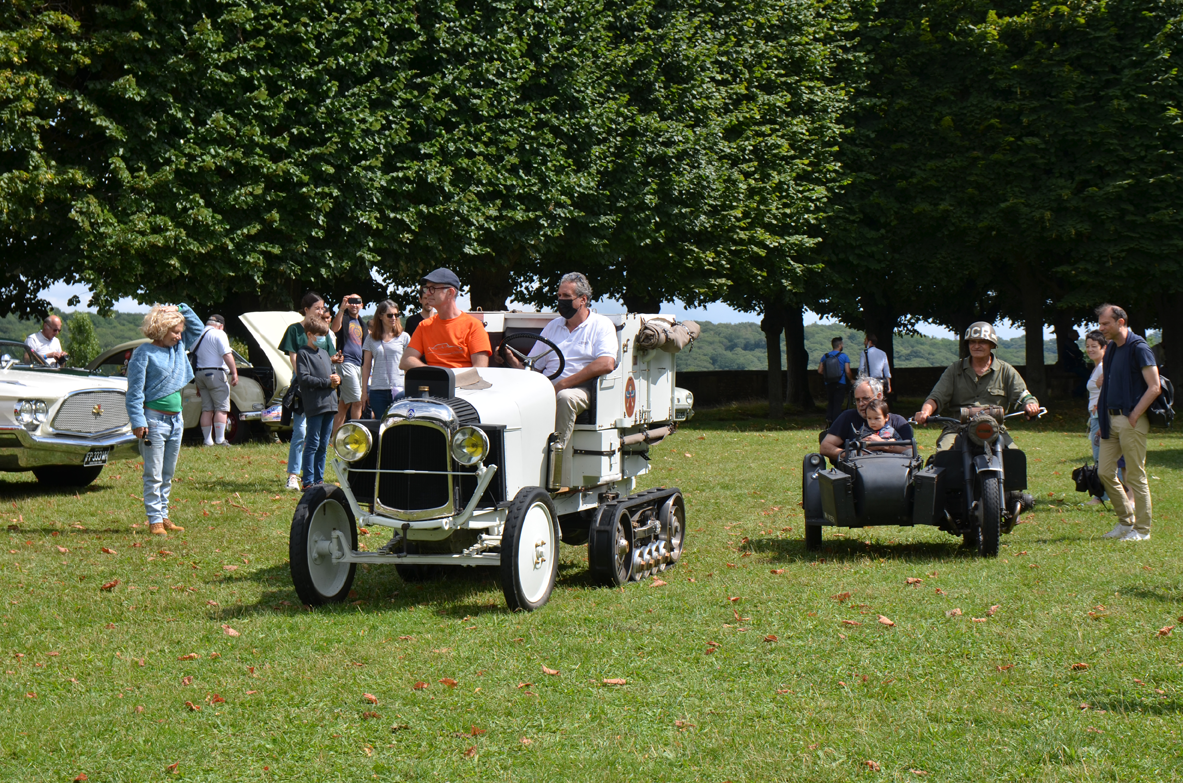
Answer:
[
  {"left": 361, "top": 300, "right": 411, "bottom": 418},
  {"left": 1085, "top": 329, "right": 1121, "bottom": 504}
]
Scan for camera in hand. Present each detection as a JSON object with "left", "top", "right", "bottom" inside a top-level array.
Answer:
[{"left": 347, "top": 297, "right": 362, "bottom": 305}]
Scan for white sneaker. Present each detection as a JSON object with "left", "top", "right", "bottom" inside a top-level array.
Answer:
[
  {"left": 1119, "top": 529, "right": 1150, "bottom": 542},
  {"left": 285, "top": 474, "right": 302, "bottom": 491},
  {"left": 1102, "top": 523, "right": 1132, "bottom": 539}
]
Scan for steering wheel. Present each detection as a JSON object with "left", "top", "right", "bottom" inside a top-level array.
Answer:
[{"left": 496, "top": 332, "right": 566, "bottom": 381}]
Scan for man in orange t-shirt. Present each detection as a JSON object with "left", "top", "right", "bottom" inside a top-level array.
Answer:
[{"left": 400, "top": 268, "right": 492, "bottom": 369}]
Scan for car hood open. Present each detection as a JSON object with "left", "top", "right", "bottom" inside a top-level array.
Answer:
[{"left": 239, "top": 311, "right": 303, "bottom": 394}]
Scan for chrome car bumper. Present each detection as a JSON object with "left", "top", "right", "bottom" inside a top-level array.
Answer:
[{"left": 0, "top": 426, "right": 140, "bottom": 470}]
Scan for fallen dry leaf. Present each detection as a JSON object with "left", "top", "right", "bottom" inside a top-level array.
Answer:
[
  {"left": 728, "top": 596, "right": 741, "bottom": 603},
  {"left": 223, "top": 565, "right": 238, "bottom": 571},
  {"left": 987, "top": 604, "right": 1001, "bottom": 616},
  {"left": 165, "top": 762, "right": 179, "bottom": 774},
  {"left": 412, "top": 682, "right": 428, "bottom": 690},
  {"left": 181, "top": 676, "right": 193, "bottom": 686},
  {"left": 877, "top": 615, "right": 895, "bottom": 627},
  {"left": 946, "top": 608, "right": 962, "bottom": 617},
  {"left": 100, "top": 547, "right": 116, "bottom": 555},
  {"left": 440, "top": 678, "right": 458, "bottom": 688},
  {"left": 177, "top": 653, "right": 199, "bottom": 661},
  {"left": 866, "top": 760, "right": 881, "bottom": 771},
  {"left": 56, "top": 546, "right": 68, "bottom": 554},
  {"left": 361, "top": 711, "right": 380, "bottom": 720},
  {"left": 542, "top": 665, "right": 560, "bottom": 676},
  {"left": 906, "top": 577, "right": 923, "bottom": 586},
  {"left": 1156, "top": 625, "right": 1175, "bottom": 637},
  {"left": 1070, "top": 663, "right": 1090, "bottom": 671},
  {"left": 972, "top": 618, "right": 987, "bottom": 623},
  {"left": 517, "top": 682, "right": 532, "bottom": 689},
  {"left": 909, "top": 770, "right": 928, "bottom": 776},
  {"left": 73, "top": 775, "right": 88, "bottom": 782},
  {"left": 100, "top": 579, "right": 120, "bottom": 591},
  {"left": 221, "top": 625, "right": 240, "bottom": 637},
  {"left": 363, "top": 693, "right": 378, "bottom": 704},
  {"left": 841, "top": 620, "right": 861, "bottom": 626},
  {"left": 831, "top": 592, "right": 851, "bottom": 602},
  {"left": 764, "top": 634, "right": 778, "bottom": 643},
  {"left": 469, "top": 725, "right": 486, "bottom": 736},
  {"left": 210, "top": 694, "right": 225, "bottom": 704},
  {"left": 997, "top": 664, "right": 1015, "bottom": 672},
  {"left": 184, "top": 701, "right": 200, "bottom": 711},
  {"left": 649, "top": 579, "right": 668, "bottom": 587},
  {"left": 675, "top": 719, "right": 695, "bottom": 730},
  {"left": 602, "top": 678, "right": 628, "bottom": 686},
  {"left": 463, "top": 746, "right": 478, "bottom": 759},
  {"left": 519, "top": 737, "right": 533, "bottom": 746}
]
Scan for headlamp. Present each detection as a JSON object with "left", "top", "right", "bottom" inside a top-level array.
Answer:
[
  {"left": 15, "top": 400, "right": 48, "bottom": 430},
  {"left": 332, "top": 423, "right": 372, "bottom": 462},
  {"left": 967, "top": 415, "right": 999, "bottom": 447},
  {"left": 450, "top": 426, "right": 489, "bottom": 466}
]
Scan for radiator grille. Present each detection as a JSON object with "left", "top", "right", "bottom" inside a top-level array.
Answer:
[
  {"left": 376, "top": 423, "right": 451, "bottom": 513},
  {"left": 51, "top": 390, "right": 129, "bottom": 435}
]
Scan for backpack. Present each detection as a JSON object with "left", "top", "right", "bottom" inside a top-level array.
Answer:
[
  {"left": 1148, "top": 374, "right": 1174, "bottom": 428},
  {"left": 822, "top": 351, "right": 845, "bottom": 383},
  {"left": 1072, "top": 463, "right": 1105, "bottom": 499}
]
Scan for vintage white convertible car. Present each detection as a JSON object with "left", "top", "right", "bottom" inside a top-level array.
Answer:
[
  {"left": 87, "top": 339, "right": 272, "bottom": 444},
  {"left": 0, "top": 339, "right": 139, "bottom": 487}
]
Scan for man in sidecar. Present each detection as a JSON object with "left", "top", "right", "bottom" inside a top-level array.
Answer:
[
  {"left": 913, "top": 321, "right": 1041, "bottom": 448},
  {"left": 820, "top": 377, "right": 913, "bottom": 463}
]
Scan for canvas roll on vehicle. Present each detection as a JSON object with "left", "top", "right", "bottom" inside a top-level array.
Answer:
[
  {"left": 288, "top": 311, "right": 697, "bottom": 611},
  {"left": 801, "top": 406, "right": 1042, "bottom": 557}
]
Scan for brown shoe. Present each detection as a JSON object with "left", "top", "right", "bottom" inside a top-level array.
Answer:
[
  {"left": 150, "top": 522, "right": 167, "bottom": 535},
  {"left": 161, "top": 519, "right": 185, "bottom": 532}
]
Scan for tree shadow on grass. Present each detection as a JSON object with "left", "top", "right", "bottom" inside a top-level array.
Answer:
[
  {"left": 208, "top": 559, "right": 592, "bottom": 620},
  {"left": 1075, "top": 693, "right": 1183, "bottom": 717},
  {"left": 1120, "top": 584, "right": 1183, "bottom": 604},
  {"left": 750, "top": 534, "right": 975, "bottom": 564},
  {"left": 0, "top": 481, "right": 118, "bottom": 502}
]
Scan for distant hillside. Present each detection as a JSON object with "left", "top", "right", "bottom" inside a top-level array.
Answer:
[{"left": 678, "top": 321, "right": 1061, "bottom": 372}]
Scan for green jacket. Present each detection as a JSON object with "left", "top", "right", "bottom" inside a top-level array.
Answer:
[{"left": 926, "top": 355, "right": 1038, "bottom": 416}]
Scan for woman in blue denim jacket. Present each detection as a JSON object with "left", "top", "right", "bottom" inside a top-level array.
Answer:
[{"left": 124, "top": 304, "right": 204, "bottom": 535}]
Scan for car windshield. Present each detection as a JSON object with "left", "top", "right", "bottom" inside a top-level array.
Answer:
[{"left": 0, "top": 340, "right": 51, "bottom": 368}]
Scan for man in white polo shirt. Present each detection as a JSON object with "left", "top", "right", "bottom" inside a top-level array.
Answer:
[
  {"left": 507, "top": 272, "right": 618, "bottom": 449},
  {"left": 192, "top": 314, "right": 239, "bottom": 446},
  {"left": 26, "top": 315, "right": 68, "bottom": 366}
]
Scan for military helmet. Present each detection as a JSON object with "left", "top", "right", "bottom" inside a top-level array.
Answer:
[{"left": 964, "top": 321, "right": 999, "bottom": 347}]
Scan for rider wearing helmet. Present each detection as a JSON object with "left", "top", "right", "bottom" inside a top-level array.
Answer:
[{"left": 913, "top": 321, "right": 1041, "bottom": 450}]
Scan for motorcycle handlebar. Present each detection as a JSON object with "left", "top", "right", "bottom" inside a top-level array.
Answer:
[{"left": 913, "top": 407, "right": 1047, "bottom": 426}]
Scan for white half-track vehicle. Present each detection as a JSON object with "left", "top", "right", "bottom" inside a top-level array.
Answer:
[{"left": 288, "top": 311, "right": 697, "bottom": 611}]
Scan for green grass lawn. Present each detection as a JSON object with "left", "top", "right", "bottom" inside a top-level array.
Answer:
[{"left": 2, "top": 405, "right": 1181, "bottom": 782}]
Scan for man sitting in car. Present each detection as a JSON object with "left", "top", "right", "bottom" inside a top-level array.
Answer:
[
  {"left": 502, "top": 272, "right": 618, "bottom": 451},
  {"left": 400, "top": 268, "right": 492, "bottom": 371},
  {"left": 820, "top": 377, "right": 913, "bottom": 462}
]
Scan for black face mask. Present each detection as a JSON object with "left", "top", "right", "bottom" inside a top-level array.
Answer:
[{"left": 556, "top": 298, "right": 579, "bottom": 319}]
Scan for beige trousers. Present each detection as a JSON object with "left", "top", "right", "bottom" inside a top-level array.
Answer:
[
  {"left": 555, "top": 387, "right": 591, "bottom": 448},
  {"left": 1099, "top": 413, "right": 1151, "bottom": 534}
]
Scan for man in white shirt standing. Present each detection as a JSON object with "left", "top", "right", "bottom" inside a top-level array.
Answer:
[
  {"left": 859, "top": 333, "right": 892, "bottom": 394},
  {"left": 507, "top": 273, "right": 618, "bottom": 450},
  {"left": 26, "top": 315, "right": 68, "bottom": 366},
  {"left": 193, "top": 314, "right": 239, "bottom": 446}
]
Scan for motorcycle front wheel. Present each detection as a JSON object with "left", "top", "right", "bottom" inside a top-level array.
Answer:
[{"left": 978, "top": 476, "right": 1003, "bottom": 558}]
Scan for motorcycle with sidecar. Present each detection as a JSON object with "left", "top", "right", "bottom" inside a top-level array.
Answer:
[{"left": 801, "top": 406, "right": 1042, "bottom": 557}]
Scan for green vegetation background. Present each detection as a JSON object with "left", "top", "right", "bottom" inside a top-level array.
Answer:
[{"left": 1, "top": 313, "right": 1077, "bottom": 370}]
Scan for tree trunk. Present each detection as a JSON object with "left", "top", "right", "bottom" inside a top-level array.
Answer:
[
  {"left": 761, "top": 302, "right": 786, "bottom": 419},
  {"left": 1017, "top": 263, "right": 1047, "bottom": 400},
  {"left": 1052, "top": 308, "right": 1078, "bottom": 367},
  {"left": 784, "top": 303, "right": 816, "bottom": 411},
  {"left": 468, "top": 254, "right": 515, "bottom": 311},
  {"left": 1155, "top": 291, "right": 1183, "bottom": 381}
]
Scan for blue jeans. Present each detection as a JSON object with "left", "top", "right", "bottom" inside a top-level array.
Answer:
[
  {"left": 287, "top": 411, "right": 307, "bottom": 476},
  {"left": 368, "top": 388, "right": 403, "bottom": 419},
  {"left": 302, "top": 413, "right": 334, "bottom": 487},
  {"left": 139, "top": 409, "right": 184, "bottom": 524}
]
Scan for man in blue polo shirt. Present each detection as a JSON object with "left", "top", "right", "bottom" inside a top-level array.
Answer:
[
  {"left": 820, "top": 377, "right": 912, "bottom": 463},
  {"left": 817, "top": 336, "right": 854, "bottom": 426},
  {"left": 1096, "top": 303, "right": 1161, "bottom": 542}
]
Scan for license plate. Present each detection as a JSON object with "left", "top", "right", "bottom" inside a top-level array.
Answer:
[{"left": 83, "top": 448, "right": 110, "bottom": 467}]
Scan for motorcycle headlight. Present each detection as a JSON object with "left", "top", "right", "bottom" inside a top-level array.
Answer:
[
  {"left": 332, "top": 423, "right": 372, "bottom": 463},
  {"left": 451, "top": 426, "right": 489, "bottom": 466},
  {"left": 968, "top": 416, "right": 999, "bottom": 447}
]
